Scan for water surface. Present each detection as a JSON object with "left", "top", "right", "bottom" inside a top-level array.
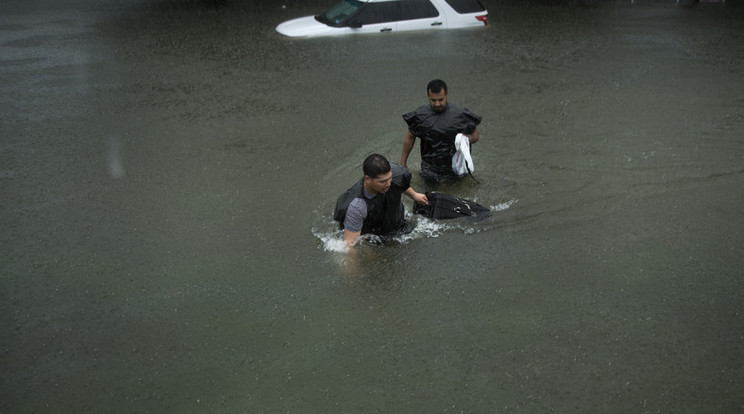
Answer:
[{"left": 2, "top": 0, "right": 743, "bottom": 412}]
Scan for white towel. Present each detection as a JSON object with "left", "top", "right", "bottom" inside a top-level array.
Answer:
[{"left": 452, "top": 133, "right": 474, "bottom": 176}]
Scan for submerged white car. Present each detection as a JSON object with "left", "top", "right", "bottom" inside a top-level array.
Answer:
[{"left": 276, "top": 0, "right": 488, "bottom": 38}]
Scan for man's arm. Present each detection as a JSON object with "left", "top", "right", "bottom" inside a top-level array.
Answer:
[
  {"left": 404, "top": 187, "right": 428, "bottom": 206},
  {"left": 343, "top": 229, "right": 361, "bottom": 248},
  {"left": 342, "top": 199, "right": 366, "bottom": 249},
  {"left": 400, "top": 131, "right": 416, "bottom": 168}
]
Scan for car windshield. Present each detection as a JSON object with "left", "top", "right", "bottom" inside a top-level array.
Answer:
[{"left": 315, "top": 0, "right": 365, "bottom": 27}]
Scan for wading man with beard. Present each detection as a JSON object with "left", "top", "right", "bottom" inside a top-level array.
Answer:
[
  {"left": 401, "top": 79, "right": 483, "bottom": 186},
  {"left": 334, "top": 154, "right": 428, "bottom": 248}
]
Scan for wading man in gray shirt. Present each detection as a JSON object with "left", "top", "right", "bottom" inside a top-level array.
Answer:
[{"left": 334, "top": 154, "right": 428, "bottom": 248}]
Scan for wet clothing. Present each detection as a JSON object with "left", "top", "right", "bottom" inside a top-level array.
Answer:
[
  {"left": 334, "top": 164, "right": 413, "bottom": 237},
  {"left": 343, "top": 197, "right": 371, "bottom": 233},
  {"left": 403, "top": 103, "right": 482, "bottom": 182}
]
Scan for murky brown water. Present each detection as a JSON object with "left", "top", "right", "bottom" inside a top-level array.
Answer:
[{"left": 2, "top": 0, "right": 743, "bottom": 412}]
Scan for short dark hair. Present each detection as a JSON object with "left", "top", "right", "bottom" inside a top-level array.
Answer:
[
  {"left": 363, "top": 154, "right": 391, "bottom": 178},
  {"left": 427, "top": 79, "right": 448, "bottom": 94}
]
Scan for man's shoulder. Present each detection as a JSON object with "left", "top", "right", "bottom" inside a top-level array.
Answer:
[
  {"left": 347, "top": 197, "right": 368, "bottom": 214},
  {"left": 390, "top": 163, "right": 411, "bottom": 177},
  {"left": 445, "top": 102, "right": 471, "bottom": 114},
  {"left": 447, "top": 103, "right": 482, "bottom": 123},
  {"left": 403, "top": 105, "right": 436, "bottom": 128},
  {"left": 405, "top": 104, "right": 435, "bottom": 117},
  {"left": 390, "top": 164, "right": 412, "bottom": 190},
  {"left": 415, "top": 104, "right": 435, "bottom": 114}
]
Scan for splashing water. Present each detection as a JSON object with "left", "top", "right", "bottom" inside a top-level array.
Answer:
[
  {"left": 492, "top": 199, "right": 518, "bottom": 212},
  {"left": 312, "top": 199, "right": 518, "bottom": 251}
]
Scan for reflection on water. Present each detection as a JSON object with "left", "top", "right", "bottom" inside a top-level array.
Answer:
[{"left": 2, "top": 0, "right": 743, "bottom": 412}]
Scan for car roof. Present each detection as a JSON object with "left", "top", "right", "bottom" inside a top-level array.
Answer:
[{"left": 358, "top": 0, "right": 486, "bottom": 11}]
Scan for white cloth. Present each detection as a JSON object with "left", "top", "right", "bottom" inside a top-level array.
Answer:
[{"left": 452, "top": 133, "right": 474, "bottom": 176}]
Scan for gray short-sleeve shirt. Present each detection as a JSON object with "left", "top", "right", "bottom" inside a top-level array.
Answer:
[{"left": 343, "top": 190, "right": 375, "bottom": 232}]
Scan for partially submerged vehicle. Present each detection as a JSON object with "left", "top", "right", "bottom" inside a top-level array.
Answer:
[{"left": 276, "top": 0, "right": 488, "bottom": 38}]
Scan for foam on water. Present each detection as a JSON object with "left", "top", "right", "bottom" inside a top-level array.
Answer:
[
  {"left": 316, "top": 231, "right": 349, "bottom": 253},
  {"left": 492, "top": 199, "right": 518, "bottom": 212}
]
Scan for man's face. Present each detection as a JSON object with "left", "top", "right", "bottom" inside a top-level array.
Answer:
[
  {"left": 365, "top": 171, "right": 393, "bottom": 195},
  {"left": 428, "top": 89, "right": 448, "bottom": 112}
]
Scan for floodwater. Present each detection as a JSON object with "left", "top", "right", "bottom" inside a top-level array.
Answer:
[{"left": 2, "top": 0, "right": 743, "bottom": 412}]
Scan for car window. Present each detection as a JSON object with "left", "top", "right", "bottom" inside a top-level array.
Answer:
[
  {"left": 349, "top": 0, "right": 439, "bottom": 26},
  {"left": 348, "top": 2, "right": 398, "bottom": 26},
  {"left": 398, "top": 0, "right": 439, "bottom": 20},
  {"left": 443, "top": 0, "right": 486, "bottom": 13},
  {"left": 318, "top": 0, "right": 365, "bottom": 26}
]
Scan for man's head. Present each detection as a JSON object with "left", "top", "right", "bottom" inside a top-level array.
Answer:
[
  {"left": 363, "top": 154, "right": 393, "bottom": 195},
  {"left": 427, "top": 79, "right": 448, "bottom": 113}
]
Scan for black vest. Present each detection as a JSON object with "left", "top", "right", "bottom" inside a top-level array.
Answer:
[{"left": 334, "top": 164, "right": 412, "bottom": 236}]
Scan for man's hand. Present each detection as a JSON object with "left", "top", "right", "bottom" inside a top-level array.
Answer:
[
  {"left": 413, "top": 192, "right": 429, "bottom": 205},
  {"left": 466, "top": 128, "right": 480, "bottom": 145},
  {"left": 406, "top": 189, "right": 428, "bottom": 206}
]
